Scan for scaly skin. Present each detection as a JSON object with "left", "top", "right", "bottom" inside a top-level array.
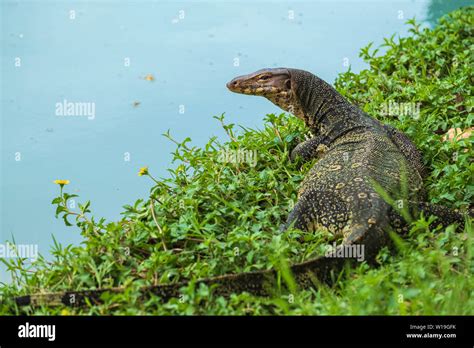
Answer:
[{"left": 13, "top": 68, "right": 469, "bottom": 308}]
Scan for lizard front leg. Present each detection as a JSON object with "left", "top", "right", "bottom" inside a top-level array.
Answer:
[{"left": 290, "top": 136, "right": 327, "bottom": 162}]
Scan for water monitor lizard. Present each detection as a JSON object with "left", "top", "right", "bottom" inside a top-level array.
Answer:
[{"left": 14, "top": 68, "right": 468, "bottom": 308}]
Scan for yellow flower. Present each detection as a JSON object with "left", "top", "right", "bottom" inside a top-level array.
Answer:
[
  {"left": 144, "top": 74, "right": 155, "bottom": 81},
  {"left": 54, "top": 180, "right": 70, "bottom": 185},
  {"left": 60, "top": 308, "right": 70, "bottom": 316},
  {"left": 138, "top": 166, "right": 149, "bottom": 176}
]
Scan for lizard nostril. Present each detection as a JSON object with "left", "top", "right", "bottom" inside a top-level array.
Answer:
[{"left": 227, "top": 80, "right": 238, "bottom": 89}]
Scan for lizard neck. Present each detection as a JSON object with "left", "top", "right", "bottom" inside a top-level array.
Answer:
[{"left": 289, "top": 69, "right": 369, "bottom": 141}]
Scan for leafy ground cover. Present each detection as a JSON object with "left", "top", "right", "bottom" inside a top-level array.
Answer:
[{"left": 0, "top": 7, "right": 472, "bottom": 315}]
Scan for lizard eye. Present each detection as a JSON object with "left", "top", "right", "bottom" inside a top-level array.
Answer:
[{"left": 258, "top": 75, "right": 271, "bottom": 81}]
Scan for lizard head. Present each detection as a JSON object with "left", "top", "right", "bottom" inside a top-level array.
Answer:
[{"left": 226, "top": 68, "right": 305, "bottom": 120}]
